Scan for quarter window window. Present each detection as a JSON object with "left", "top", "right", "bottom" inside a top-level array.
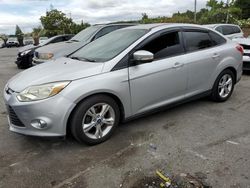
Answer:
[
  {"left": 139, "top": 31, "right": 184, "bottom": 59},
  {"left": 209, "top": 31, "right": 226, "bottom": 45},
  {"left": 183, "top": 31, "right": 213, "bottom": 52}
]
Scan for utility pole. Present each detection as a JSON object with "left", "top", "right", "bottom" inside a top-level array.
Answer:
[
  {"left": 226, "top": 0, "right": 230, "bottom": 23},
  {"left": 194, "top": 0, "right": 197, "bottom": 23}
]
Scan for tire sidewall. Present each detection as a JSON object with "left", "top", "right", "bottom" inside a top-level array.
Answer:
[
  {"left": 212, "top": 69, "right": 235, "bottom": 102},
  {"left": 70, "top": 95, "right": 120, "bottom": 145}
]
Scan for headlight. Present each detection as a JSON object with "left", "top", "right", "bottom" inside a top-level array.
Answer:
[
  {"left": 16, "top": 81, "right": 70, "bottom": 102},
  {"left": 20, "top": 50, "right": 31, "bottom": 56},
  {"left": 39, "top": 53, "right": 54, "bottom": 60}
]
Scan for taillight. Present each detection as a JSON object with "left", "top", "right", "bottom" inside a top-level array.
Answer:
[{"left": 236, "top": 45, "right": 244, "bottom": 55}]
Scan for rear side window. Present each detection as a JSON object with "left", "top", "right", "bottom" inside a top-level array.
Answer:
[
  {"left": 183, "top": 31, "right": 213, "bottom": 52},
  {"left": 232, "top": 26, "right": 241, "bottom": 33},
  {"left": 209, "top": 31, "right": 226, "bottom": 45},
  {"left": 139, "top": 31, "right": 184, "bottom": 59}
]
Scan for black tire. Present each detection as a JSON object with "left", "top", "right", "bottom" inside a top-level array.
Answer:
[
  {"left": 70, "top": 95, "right": 120, "bottom": 145},
  {"left": 211, "top": 69, "right": 235, "bottom": 102}
]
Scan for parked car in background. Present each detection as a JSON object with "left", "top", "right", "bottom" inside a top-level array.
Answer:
[
  {"left": 4, "top": 24, "right": 242, "bottom": 145},
  {"left": 0, "top": 39, "right": 4, "bottom": 48},
  {"left": 24, "top": 37, "right": 34, "bottom": 45},
  {"left": 33, "top": 24, "right": 135, "bottom": 65},
  {"left": 205, "top": 24, "right": 249, "bottom": 71},
  {"left": 39, "top": 37, "right": 49, "bottom": 44},
  {"left": 6, "top": 37, "right": 19, "bottom": 48},
  {"left": 16, "top": 34, "right": 74, "bottom": 69}
]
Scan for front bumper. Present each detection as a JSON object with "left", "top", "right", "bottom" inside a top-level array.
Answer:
[
  {"left": 243, "top": 49, "right": 250, "bottom": 70},
  {"left": 15, "top": 53, "right": 33, "bottom": 67},
  {"left": 32, "top": 57, "right": 50, "bottom": 65},
  {"left": 3, "top": 86, "right": 76, "bottom": 137}
]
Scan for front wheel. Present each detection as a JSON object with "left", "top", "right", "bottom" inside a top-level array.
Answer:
[
  {"left": 211, "top": 69, "right": 235, "bottom": 102},
  {"left": 70, "top": 95, "right": 120, "bottom": 145}
]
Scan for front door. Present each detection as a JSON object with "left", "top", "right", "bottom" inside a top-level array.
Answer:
[{"left": 128, "top": 30, "right": 188, "bottom": 115}]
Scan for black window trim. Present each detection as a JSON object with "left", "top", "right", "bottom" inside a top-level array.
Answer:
[
  {"left": 112, "top": 27, "right": 185, "bottom": 71},
  {"left": 111, "top": 26, "right": 227, "bottom": 71}
]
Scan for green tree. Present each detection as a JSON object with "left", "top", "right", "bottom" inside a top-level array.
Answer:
[
  {"left": 40, "top": 9, "right": 73, "bottom": 37},
  {"left": 15, "top": 25, "right": 24, "bottom": 46},
  {"left": 0, "top": 34, "right": 8, "bottom": 46},
  {"left": 199, "top": 0, "right": 241, "bottom": 24},
  {"left": 70, "top": 20, "right": 90, "bottom": 34},
  {"left": 234, "top": 0, "right": 250, "bottom": 19},
  {"left": 32, "top": 26, "right": 45, "bottom": 45}
]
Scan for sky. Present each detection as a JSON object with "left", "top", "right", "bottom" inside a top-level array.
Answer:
[{"left": 0, "top": 0, "right": 213, "bottom": 34}]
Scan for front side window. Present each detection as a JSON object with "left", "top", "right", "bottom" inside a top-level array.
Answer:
[
  {"left": 183, "top": 31, "right": 213, "bottom": 52},
  {"left": 222, "top": 26, "right": 234, "bottom": 35},
  {"left": 71, "top": 29, "right": 147, "bottom": 62},
  {"left": 70, "top": 26, "right": 102, "bottom": 42},
  {"left": 138, "top": 31, "right": 184, "bottom": 59}
]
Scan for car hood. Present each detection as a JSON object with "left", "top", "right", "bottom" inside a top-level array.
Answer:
[
  {"left": 232, "top": 38, "right": 250, "bottom": 45},
  {"left": 8, "top": 57, "right": 104, "bottom": 92},
  {"left": 35, "top": 41, "right": 88, "bottom": 58},
  {"left": 18, "top": 44, "right": 38, "bottom": 53}
]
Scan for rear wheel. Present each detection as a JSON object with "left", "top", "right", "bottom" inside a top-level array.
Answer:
[
  {"left": 70, "top": 95, "right": 120, "bottom": 145},
  {"left": 211, "top": 69, "right": 235, "bottom": 102}
]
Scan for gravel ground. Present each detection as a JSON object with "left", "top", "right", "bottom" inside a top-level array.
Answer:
[{"left": 0, "top": 47, "right": 250, "bottom": 188}]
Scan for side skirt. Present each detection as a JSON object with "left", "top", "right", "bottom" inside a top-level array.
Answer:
[{"left": 123, "top": 90, "right": 212, "bottom": 123}]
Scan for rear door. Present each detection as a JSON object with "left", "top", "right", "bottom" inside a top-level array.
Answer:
[
  {"left": 129, "top": 29, "right": 188, "bottom": 114},
  {"left": 182, "top": 29, "right": 225, "bottom": 95}
]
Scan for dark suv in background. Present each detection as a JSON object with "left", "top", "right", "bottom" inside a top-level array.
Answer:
[{"left": 16, "top": 34, "right": 74, "bottom": 69}]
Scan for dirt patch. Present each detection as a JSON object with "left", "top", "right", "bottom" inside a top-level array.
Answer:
[
  {"left": 106, "top": 147, "right": 138, "bottom": 169},
  {"left": 130, "top": 172, "right": 211, "bottom": 188},
  {"left": 163, "top": 121, "right": 176, "bottom": 130}
]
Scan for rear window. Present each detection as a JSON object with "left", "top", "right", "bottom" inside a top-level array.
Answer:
[
  {"left": 221, "top": 25, "right": 241, "bottom": 35},
  {"left": 183, "top": 31, "right": 214, "bottom": 52}
]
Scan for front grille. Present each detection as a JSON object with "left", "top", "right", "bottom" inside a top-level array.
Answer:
[
  {"left": 243, "top": 62, "right": 250, "bottom": 70},
  {"left": 241, "top": 44, "right": 250, "bottom": 50},
  {"left": 243, "top": 53, "right": 250, "bottom": 57},
  {"left": 7, "top": 106, "right": 25, "bottom": 127}
]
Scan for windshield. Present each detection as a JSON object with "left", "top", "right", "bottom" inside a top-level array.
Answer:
[
  {"left": 70, "top": 26, "right": 102, "bottom": 42},
  {"left": 71, "top": 29, "right": 147, "bottom": 62}
]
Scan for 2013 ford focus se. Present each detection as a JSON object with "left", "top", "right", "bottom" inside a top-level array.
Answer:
[{"left": 4, "top": 24, "right": 243, "bottom": 145}]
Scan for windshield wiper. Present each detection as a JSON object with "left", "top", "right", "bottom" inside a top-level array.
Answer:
[
  {"left": 70, "top": 56, "right": 96, "bottom": 62},
  {"left": 70, "top": 39, "right": 79, "bottom": 42}
]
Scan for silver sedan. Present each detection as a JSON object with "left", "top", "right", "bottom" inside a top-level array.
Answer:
[{"left": 4, "top": 24, "right": 243, "bottom": 145}]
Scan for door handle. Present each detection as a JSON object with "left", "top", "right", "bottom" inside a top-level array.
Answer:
[
  {"left": 212, "top": 53, "right": 220, "bottom": 59},
  {"left": 172, "top": 62, "right": 184, "bottom": 68}
]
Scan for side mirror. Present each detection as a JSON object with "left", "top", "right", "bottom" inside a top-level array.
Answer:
[{"left": 133, "top": 50, "right": 154, "bottom": 64}]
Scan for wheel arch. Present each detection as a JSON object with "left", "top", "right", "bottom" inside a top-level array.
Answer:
[{"left": 66, "top": 92, "right": 125, "bottom": 136}]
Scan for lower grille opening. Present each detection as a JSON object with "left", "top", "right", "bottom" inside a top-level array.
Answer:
[{"left": 7, "top": 106, "right": 25, "bottom": 127}]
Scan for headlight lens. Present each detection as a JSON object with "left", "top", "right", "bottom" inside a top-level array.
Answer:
[
  {"left": 20, "top": 50, "right": 31, "bottom": 56},
  {"left": 17, "top": 81, "right": 70, "bottom": 102},
  {"left": 39, "top": 53, "right": 54, "bottom": 60}
]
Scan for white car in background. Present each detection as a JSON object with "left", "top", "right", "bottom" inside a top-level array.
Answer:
[{"left": 205, "top": 24, "right": 250, "bottom": 71}]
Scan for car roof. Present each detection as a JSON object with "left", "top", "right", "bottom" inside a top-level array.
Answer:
[
  {"left": 93, "top": 23, "right": 137, "bottom": 28},
  {"left": 204, "top": 23, "right": 240, "bottom": 28},
  {"left": 121, "top": 23, "right": 213, "bottom": 31}
]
